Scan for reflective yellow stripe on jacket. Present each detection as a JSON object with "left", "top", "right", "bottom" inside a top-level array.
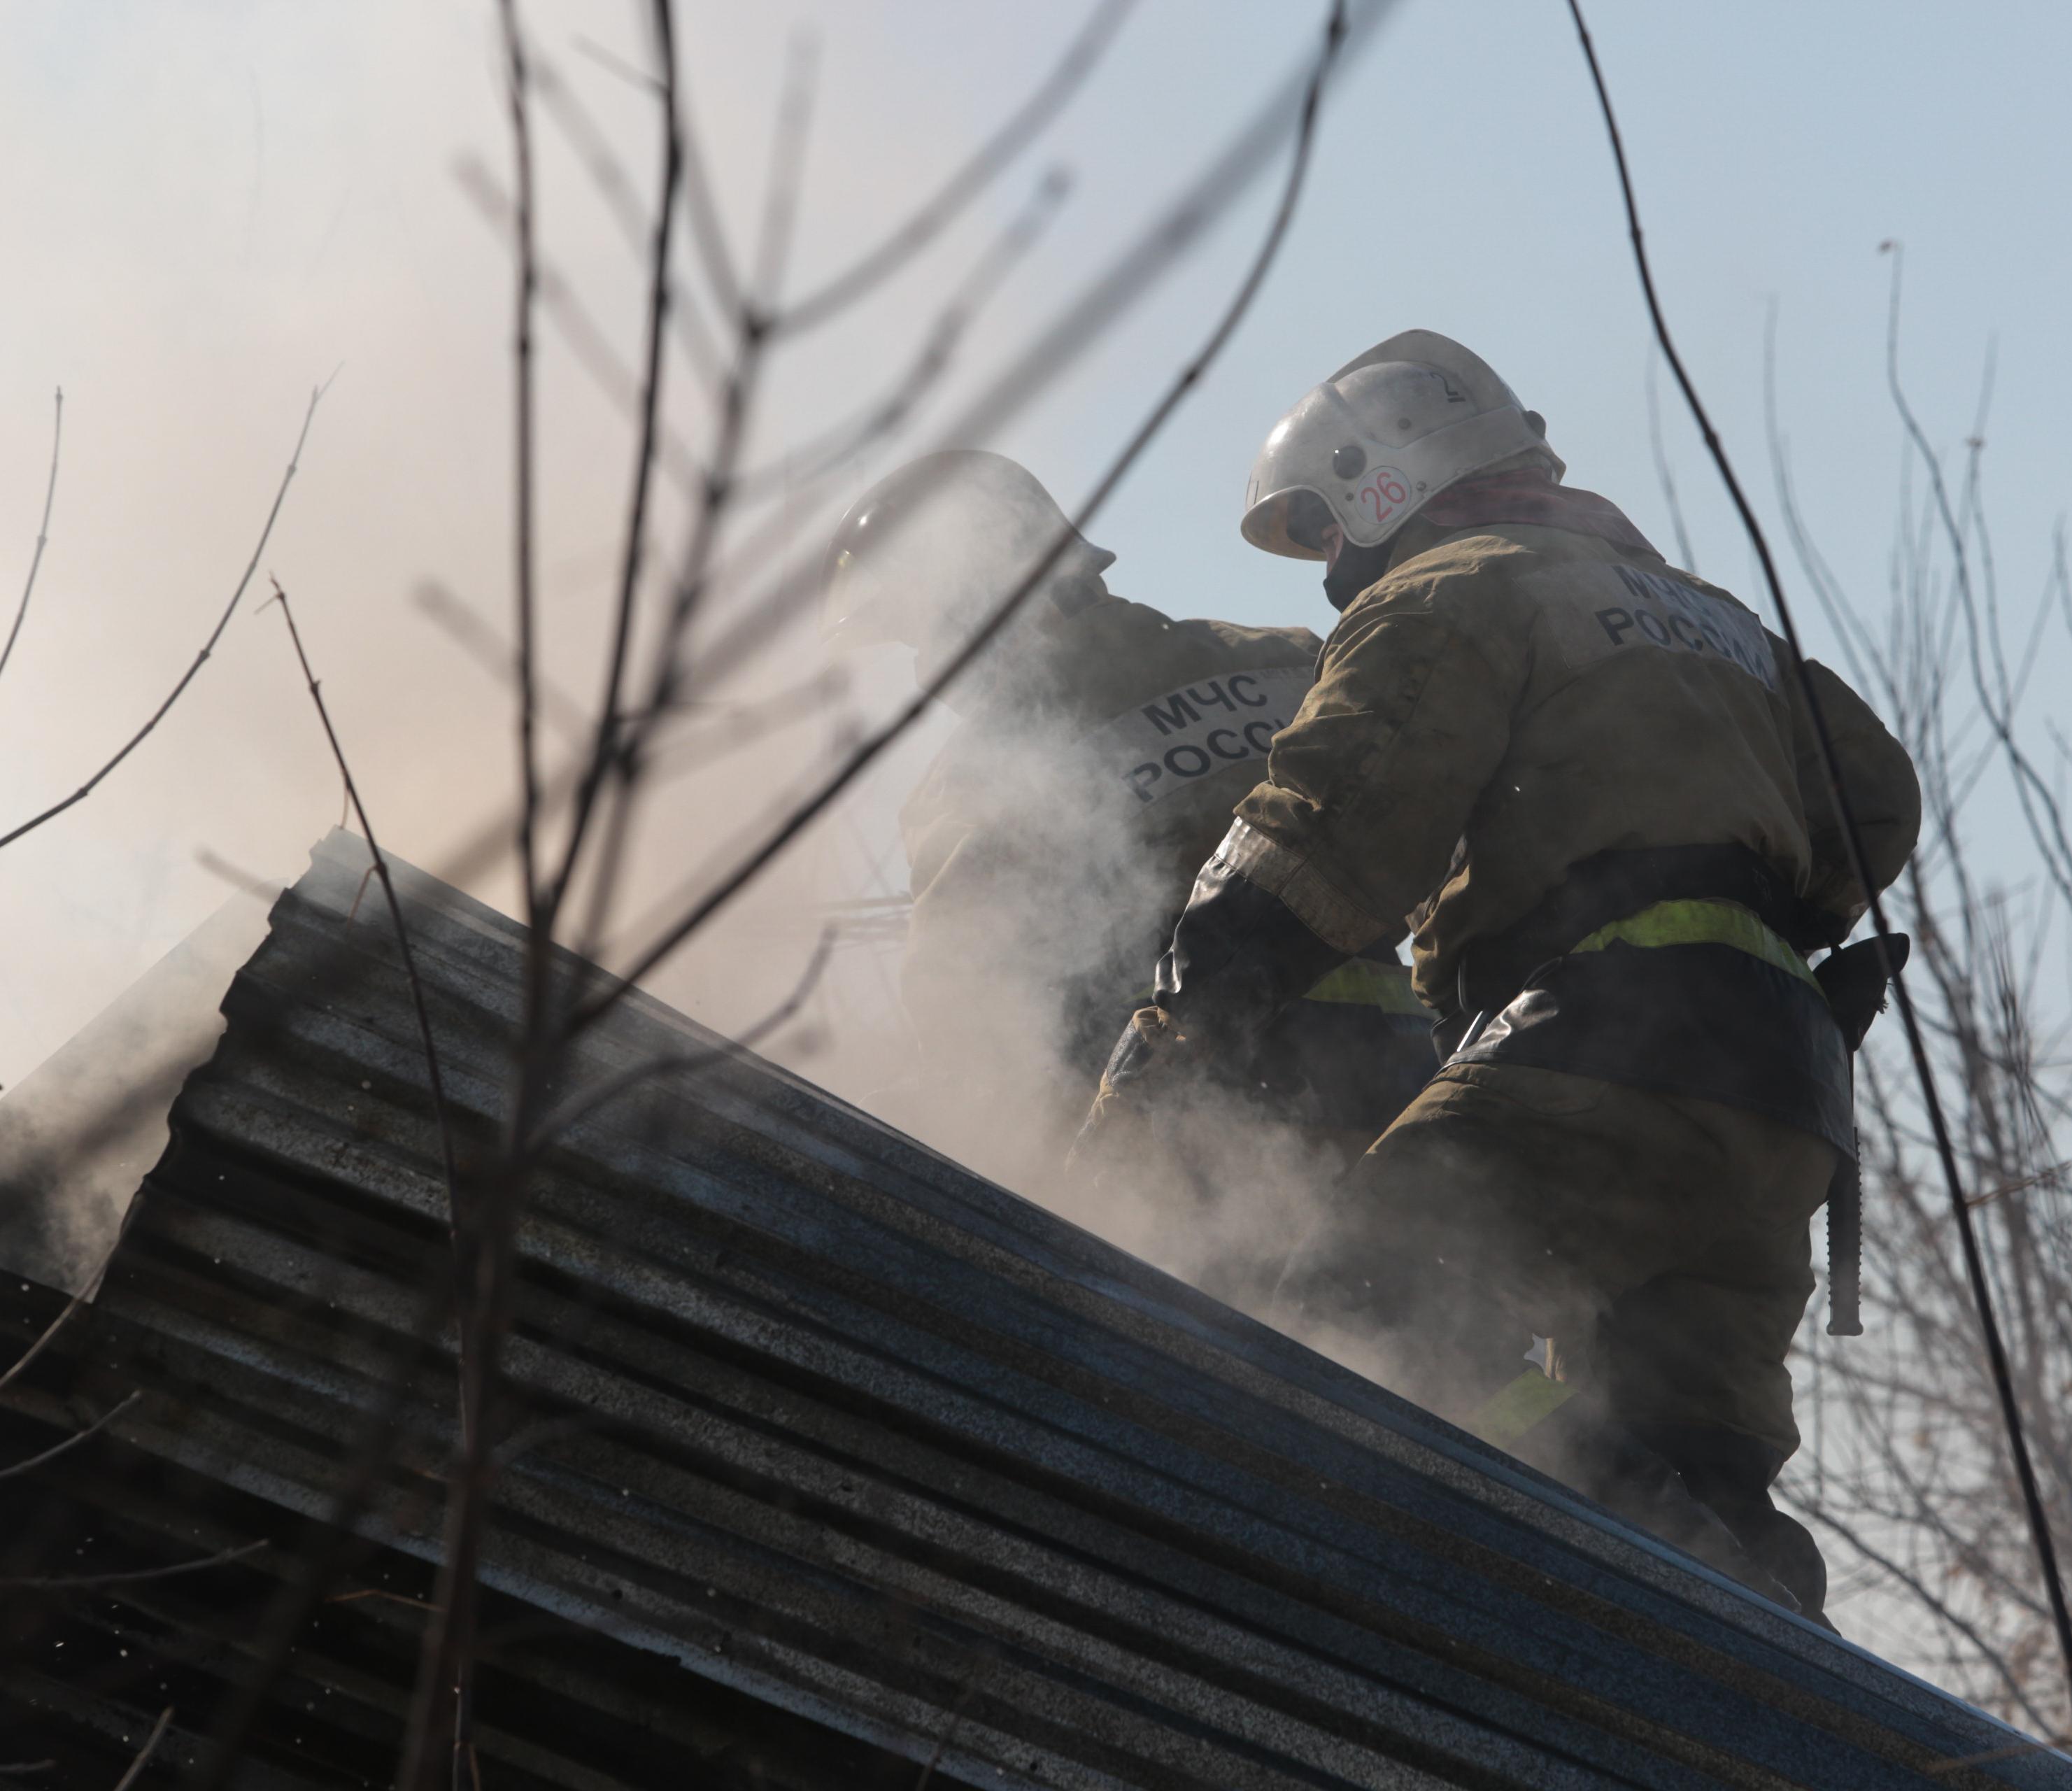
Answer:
[
  {"left": 1571, "top": 898, "right": 1822, "bottom": 995},
  {"left": 1301, "top": 958, "right": 1427, "bottom": 1014}
]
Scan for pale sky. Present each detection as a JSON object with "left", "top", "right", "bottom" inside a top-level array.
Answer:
[{"left": 1, "top": 0, "right": 2066, "bottom": 1085}]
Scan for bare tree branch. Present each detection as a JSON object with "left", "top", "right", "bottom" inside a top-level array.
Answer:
[
  {"left": 533, "top": 52, "right": 722, "bottom": 387},
  {"left": 267, "top": 578, "right": 459, "bottom": 1198},
  {"left": 411, "top": 579, "right": 588, "bottom": 742},
  {"left": 0, "top": 388, "right": 62, "bottom": 691},
  {"left": 0, "top": 1222, "right": 130, "bottom": 1398},
  {"left": 524, "top": 926, "right": 833, "bottom": 1148},
  {"left": 1785, "top": 1489, "right": 2057, "bottom": 1735},
  {"left": 453, "top": 156, "right": 705, "bottom": 495},
  {"left": 1643, "top": 347, "right": 1696, "bottom": 574},
  {"left": 499, "top": 0, "right": 546, "bottom": 926},
  {"left": 0, "top": 1392, "right": 140, "bottom": 1482},
  {"left": 108, "top": 1706, "right": 173, "bottom": 1791},
  {"left": 1, "top": 1538, "right": 265, "bottom": 1591},
  {"left": 0, "top": 383, "right": 325, "bottom": 853}
]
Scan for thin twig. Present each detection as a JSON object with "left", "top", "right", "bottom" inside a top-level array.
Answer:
[
  {"left": 663, "top": 44, "right": 741, "bottom": 323},
  {"left": 0, "top": 388, "right": 62, "bottom": 691},
  {"left": 643, "top": 667, "right": 848, "bottom": 779},
  {"left": 109, "top": 1707, "right": 173, "bottom": 1791},
  {"left": 0, "top": 383, "right": 325, "bottom": 852},
  {"left": 452, "top": 156, "right": 706, "bottom": 495},
  {"left": 327, "top": 1587, "right": 437, "bottom": 1613},
  {"left": 546, "top": 0, "right": 684, "bottom": 948},
  {"left": 1966, "top": 1161, "right": 2072, "bottom": 1209},
  {"left": 1643, "top": 348, "right": 1696, "bottom": 574},
  {"left": 532, "top": 53, "right": 721, "bottom": 386},
  {"left": 500, "top": 0, "right": 544, "bottom": 924},
  {"left": 1883, "top": 244, "right": 2072, "bottom": 912},
  {"left": 1, "top": 1537, "right": 265, "bottom": 1590},
  {"left": 1786, "top": 1490, "right": 2057, "bottom": 1736},
  {"left": 266, "top": 579, "right": 458, "bottom": 1197},
  {"left": 0, "top": 1222, "right": 130, "bottom": 1397},
  {"left": 524, "top": 926, "right": 832, "bottom": 1149},
  {"left": 750, "top": 34, "right": 817, "bottom": 311},
  {"left": 411, "top": 580, "right": 588, "bottom": 742},
  {"left": 1566, "top": 0, "right": 2072, "bottom": 1706},
  {"left": 0, "top": 1392, "right": 140, "bottom": 1481},
  {"left": 192, "top": 1280, "right": 453, "bottom": 1791},
  {"left": 109, "top": 1708, "right": 173, "bottom": 1791}
]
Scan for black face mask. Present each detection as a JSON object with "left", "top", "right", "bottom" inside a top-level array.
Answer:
[{"left": 1322, "top": 537, "right": 1398, "bottom": 612}]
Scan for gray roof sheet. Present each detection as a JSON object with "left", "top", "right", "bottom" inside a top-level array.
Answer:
[{"left": 1, "top": 828, "right": 2064, "bottom": 1789}]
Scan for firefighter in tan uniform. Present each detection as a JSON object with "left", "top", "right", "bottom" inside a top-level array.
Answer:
[
  {"left": 1083, "top": 334, "right": 1920, "bottom": 1621},
  {"left": 823, "top": 451, "right": 1433, "bottom": 1205}
]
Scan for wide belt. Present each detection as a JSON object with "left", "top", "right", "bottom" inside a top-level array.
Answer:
[
  {"left": 1456, "top": 842, "right": 1839, "bottom": 1017},
  {"left": 1449, "top": 902, "right": 1856, "bottom": 1154},
  {"left": 1570, "top": 898, "right": 1824, "bottom": 996}
]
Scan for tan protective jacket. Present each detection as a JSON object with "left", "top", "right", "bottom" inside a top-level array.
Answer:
[
  {"left": 1226, "top": 492, "right": 1920, "bottom": 1014},
  {"left": 902, "top": 595, "right": 1320, "bottom": 1106}
]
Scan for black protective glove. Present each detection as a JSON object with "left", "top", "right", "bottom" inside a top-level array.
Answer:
[
  {"left": 1068, "top": 851, "right": 1348, "bottom": 1180},
  {"left": 1151, "top": 852, "right": 1350, "bottom": 1072}
]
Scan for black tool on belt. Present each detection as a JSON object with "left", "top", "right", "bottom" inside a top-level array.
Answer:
[{"left": 1813, "top": 933, "right": 1910, "bottom": 1336}]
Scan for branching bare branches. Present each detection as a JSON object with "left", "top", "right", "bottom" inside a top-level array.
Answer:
[
  {"left": 581, "top": 0, "right": 1361, "bottom": 1033},
  {"left": 8, "top": 7, "right": 1403, "bottom": 1781}
]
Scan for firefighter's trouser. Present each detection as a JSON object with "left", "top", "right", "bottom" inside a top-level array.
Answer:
[{"left": 1286, "top": 1061, "right": 1838, "bottom": 1464}]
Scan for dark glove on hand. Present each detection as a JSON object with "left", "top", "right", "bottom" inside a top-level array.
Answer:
[
  {"left": 1067, "top": 845, "right": 1347, "bottom": 1180},
  {"left": 1065, "top": 1005, "right": 1180, "bottom": 1181},
  {"left": 1153, "top": 847, "right": 1349, "bottom": 1080}
]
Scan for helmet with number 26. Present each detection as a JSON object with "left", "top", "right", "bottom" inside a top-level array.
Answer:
[{"left": 1240, "top": 330, "right": 1563, "bottom": 562}]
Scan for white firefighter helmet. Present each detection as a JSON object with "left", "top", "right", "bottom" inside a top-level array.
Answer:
[
  {"left": 820, "top": 451, "right": 1114, "bottom": 652},
  {"left": 1240, "top": 330, "right": 1563, "bottom": 561}
]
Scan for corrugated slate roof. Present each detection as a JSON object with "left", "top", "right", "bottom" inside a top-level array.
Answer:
[{"left": 0, "top": 828, "right": 2064, "bottom": 1788}]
